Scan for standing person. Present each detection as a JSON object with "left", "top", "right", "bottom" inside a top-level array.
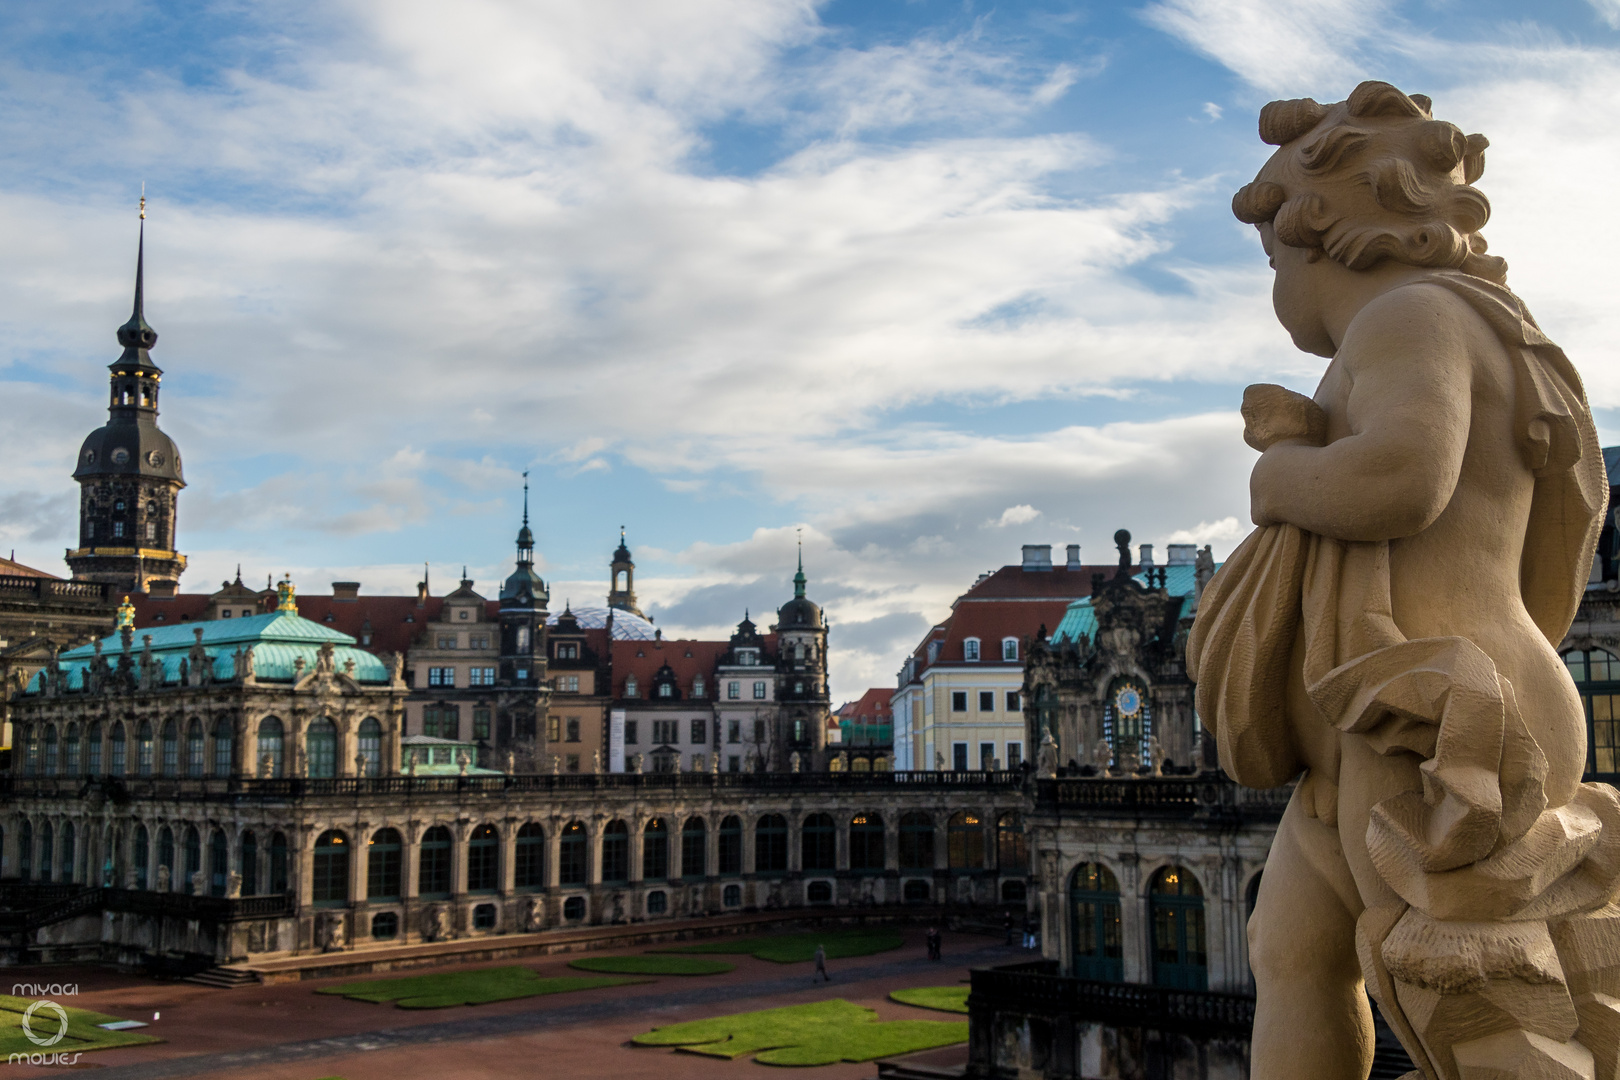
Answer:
[
  {"left": 813, "top": 944, "right": 829, "bottom": 983},
  {"left": 1003, "top": 910, "right": 1014, "bottom": 946},
  {"left": 932, "top": 926, "right": 943, "bottom": 962},
  {"left": 1022, "top": 913, "right": 1037, "bottom": 950}
]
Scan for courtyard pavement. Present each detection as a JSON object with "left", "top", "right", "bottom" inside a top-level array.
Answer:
[{"left": 0, "top": 927, "right": 1020, "bottom": 1079}]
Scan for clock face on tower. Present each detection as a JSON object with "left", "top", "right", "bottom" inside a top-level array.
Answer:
[{"left": 1113, "top": 684, "right": 1143, "bottom": 720}]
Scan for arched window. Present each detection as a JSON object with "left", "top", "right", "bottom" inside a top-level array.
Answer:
[
  {"left": 802, "top": 813, "right": 835, "bottom": 872},
  {"left": 419, "top": 826, "right": 452, "bottom": 897},
  {"left": 1566, "top": 649, "right": 1620, "bottom": 781},
  {"left": 110, "top": 722, "right": 127, "bottom": 776},
  {"left": 213, "top": 717, "right": 233, "bottom": 777},
  {"left": 187, "top": 719, "right": 205, "bottom": 777},
  {"left": 1070, "top": 863, "right": 1122, "bottom": 982},
  {"left": 183, "top": 826, "right": 201, "bottom": 894},
  {"left": 270, "top": 831, "right": 289, "bottom": 893},
  {"left": 681, "top": 817, "right": 706, "bottom": 878},
  {"left": 1149, "top": 866, "right": 1207, "bottom": 990},
  {"left": 899, "top": 812, "right": 935, "bottom": 870},
  {"left": 849, "top": 813, "right": 884, "bottom": 872},
  {"left": 132, "top": 823, "right": 147, "bottom": 889},
  {"left": 559, "top": 821, "right": 587, "bottom": 886},
  {"left": 948, "top": 811, "right": 985, "bottom": 870},
  {"left": 161, "top": 719, "right": 179, "bottom": 776},
  {"left": 997, "top": 812, "right": 1028, "bottom": 872},
  {"left": 963, "top": 637, "right": 980, "bottom": 661},
  {"left": 43, "top": 725, "right": 59, "bottom": 776},
  {"left": 515, "top": 823, "right": 545, "bottom": 890},
  {"left": 358, "top": 718, "right": 382, "bottom": 777},
  {"left": 601, "top": 820, "right": 629, "bottom": 883},
  {"left": 1002, "top": 637, "right": 1019, "bottom": 662},
  {"left": 368, "top": 828, "right": 402, "bottom": 900},
  {"left": 258, "top": 718, "right": 285, "bottom": 778},
  {"left": 241, "top": 830, "right": 258, "bottom": 895},
  {"left": 39, "top": 821, "right": 54, "bottom": 881},
  {"left": 157, "top": 826, "right": 175, "bottom": 886},
  {"left": 64, "top": 724, "right": 80, "bottom": 775},
  {"left": 86, "top": 722, "right": 102, "bottom": 775},
  {"left": 468, "top": 824, "right": 499, "bottom": 892},
  {"left": 306, "top": 718, "right": 337, "bottom": 778},
  {"left": 755, "top": 814, "right": 788, "bottom": 874},
  {"left": 643, "top": 818, "right": 669, "bottom": 881},
  {"left": 313, "top": 830, "right": 349, "bottom": 906},
  {"left": 60, "top": 822, "right": 75, "bottom": 883},
  {"left": 718, "top": 815, "right": 742, "bottom": 876},
  {"left": 209, "top": 829, "right": 228, "bottom": 896}
]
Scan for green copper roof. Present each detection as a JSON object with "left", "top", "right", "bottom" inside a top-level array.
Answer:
[
  {"left": 29, "top": 610, "right": 391, "bottom": 693},
  {"left": 1049, "top": 563, "right": 1214, "bottom": 647}
]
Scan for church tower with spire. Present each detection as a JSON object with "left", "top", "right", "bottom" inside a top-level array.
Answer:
[
  {"left": 773, "top": 535, "right": 830, "bottom": 766},
  {"left": 607, "top": 527, "right": 643, "bottom": 617},
  {"left": 497, "top": 474, "right": 551, "bottom": 766},
  {"left": 67, "top": 201, "right": 187, "bottom": 595}
]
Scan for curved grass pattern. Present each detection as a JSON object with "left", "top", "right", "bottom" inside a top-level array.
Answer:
[
  {"left": 317, "top": 967, "right": 648, "bottom": 1008},
  {"left": 633, "top": 998, "right": 967, "bottom": 1065},
  {"left": 568, "top": 955, "right": 734, "bottom": 976},
  {"left": 889, "top": 986, "right": 970, "bottom": 1014}
]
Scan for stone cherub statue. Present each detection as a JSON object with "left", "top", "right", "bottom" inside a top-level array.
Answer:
[{"left": 1188, "top": 81, "right": 1620, "bottom": 1080}]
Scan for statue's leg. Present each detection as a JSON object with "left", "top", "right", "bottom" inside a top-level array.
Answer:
[{"left": 1251, "top": 785, "right": 1374, "bottom": 1080}]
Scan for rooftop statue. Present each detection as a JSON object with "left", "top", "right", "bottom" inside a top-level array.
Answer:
[{"left": 1187, "top": 81, "right": 1619, "bottom": 1080}]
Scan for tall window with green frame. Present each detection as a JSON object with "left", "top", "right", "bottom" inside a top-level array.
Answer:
[{"left": 1566, "top": 649, "right": 1620, "bottom": 783}]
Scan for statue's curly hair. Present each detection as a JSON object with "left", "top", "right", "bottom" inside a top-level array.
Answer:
[{"left": 1232, "top": 81, "right": 1505, "bottom": 283}]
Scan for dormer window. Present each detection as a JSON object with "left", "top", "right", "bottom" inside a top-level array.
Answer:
[
  {"left": 693, "top": 676, "right": 706, "bottom": 698},
  {"left": 557, "top": 643, "right": 578, "bottom": 660},
  {"left": 625, "top": 676, "right": 639, "bottom": 698},
  {"left": 737, "top": 649, "right": 756, "bottom": 666},
  {"left": 657, "top": 683, "right": 673, "bottom": 698},
  {"left": 964, "top": 638, "right": 980, "bottom": 662},
  {"left": 927, "top": 641, "right": 941, "bottom": 663},
  {"left": 1002, "top": 637, "right": 1019, "bottom": 661}
]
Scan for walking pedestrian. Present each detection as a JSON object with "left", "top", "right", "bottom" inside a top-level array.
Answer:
[{"left": 813, "top": 944, "right": 830, "bottom": 982}]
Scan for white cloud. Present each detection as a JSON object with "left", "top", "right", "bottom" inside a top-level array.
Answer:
[
  {"left": 991, "top": 504, "right": 1041, "bottom": 528},
  {"left": 1142, "top": 0, "right": 1387, "bottom": 96},
  {"left": 1586, "top": 0, "right": 1620, "bottom": 30}
]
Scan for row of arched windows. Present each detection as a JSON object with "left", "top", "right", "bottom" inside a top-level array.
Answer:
[
  {"left": 299, "top": 811, "right": 1030, "bottom": 906},
  {"left": 10, "top": 819, "right": 289, "bottom": 897},
  {"left": 19, "top": 717, "right": 384, "bottom": 779},
  {"left": 1069, "top": 862, "right": 1209, "bottom": 990}
]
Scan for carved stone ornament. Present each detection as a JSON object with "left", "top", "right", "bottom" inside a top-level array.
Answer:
[{"left": 1189, "top": 80, "right": 1620, "bottom": 1079}]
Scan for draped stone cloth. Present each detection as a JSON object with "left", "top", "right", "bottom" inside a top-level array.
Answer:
[{"left": 1186, "top": 269, "right": 1618, "bottom": 927}]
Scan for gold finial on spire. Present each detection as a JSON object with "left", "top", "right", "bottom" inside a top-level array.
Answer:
[
  {"left": 116, "top": 595, "right": 135, "bottom": 629},
  {"left": 276, "top": 575, "right": 298, "bottom": 614},
  {"left": 139, "top": 182, "right": 146, "bottom": 221}
]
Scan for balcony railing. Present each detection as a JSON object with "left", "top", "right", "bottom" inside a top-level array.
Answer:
[
  {"left": 0, "top": 882, "right": 292, "bottom": 932},
  {"left": 1033, "top": 775, "right": 1292, "bottom": 822},
  {"left": 969, "top": 963, "right": 1256, "bottom": 1041},
  {"left": 0, "top": 769, "right": 1032, "bottom": 801}
]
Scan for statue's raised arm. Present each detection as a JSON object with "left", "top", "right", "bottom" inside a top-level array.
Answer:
[{"left": 1187, "top": 81, "right": 1617, "bottom": 1080}]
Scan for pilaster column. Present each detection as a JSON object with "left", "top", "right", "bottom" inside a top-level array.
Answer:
[
  {"left": 501, "top": 818, "right": 518, "bottom": 894},
  {"left": 349, "top": 824, "right": 368, "bottom": 905},
  {"left": 1118, "top": 852, "right": 1146, "bottom": 984}
]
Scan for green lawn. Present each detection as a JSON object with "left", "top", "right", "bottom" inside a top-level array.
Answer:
[
  {"left": 655, "top": 928, "right": 903, "bottom": 964},
  {"left": 317, "top": 966, "right": 650, "bottom": 1008},
  {"left": 0, "top": 995, "right": 161, "bottom": 1057},
  {"left": 568, "top": 955, "right": 735, "bottom": 976},
  {"left": 635, "top": 998, "right": 968, "bottom": 1066},
  {"left": 889, "top": 986, "right": 970, "bottom": 1014}
]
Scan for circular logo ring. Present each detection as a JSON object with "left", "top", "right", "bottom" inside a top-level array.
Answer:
[{"left": 22, "top": 999, "right": 69, "bottom": 1047}]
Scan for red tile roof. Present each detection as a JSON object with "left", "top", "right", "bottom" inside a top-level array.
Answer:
[
  {"left": 935, "top": 599, "right": 1073, "bottom": 668},
  {"left": 842, "top": 687, "right": 892, "bottom": 723},
  {"left": 611, "top": 638, "right": 740, "bottom": 701},
  {"left": 955, "top": 563, "right": 1130, "bottom": 603}
]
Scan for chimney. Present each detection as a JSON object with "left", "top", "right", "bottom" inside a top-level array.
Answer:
[
  {"left": 1138, "top": 544, "right": 1155, "bottom": 567},
  {"left": 332, "top": 582, "right": 361, "bottom": 600},
  {"left": 1166, "top": 544, "right": 1195, "bottom": 566},
  {"left": 1065, "top": 544, "right": 1081, "bottom": 570},
  {"left": 1021, "top": 544, "right": 1053, "bottom": 571}
]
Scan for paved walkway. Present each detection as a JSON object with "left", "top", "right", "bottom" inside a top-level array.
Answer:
[{"left": 7, "top": 934, "right": 1017, "bottom": 1080}]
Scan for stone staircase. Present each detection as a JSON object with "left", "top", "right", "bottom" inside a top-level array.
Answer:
[{"left": 183, "top": 966, "right": 261, "bottom": 989}]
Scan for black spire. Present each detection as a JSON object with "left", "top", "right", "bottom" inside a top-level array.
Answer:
[
  {"left": 516, "top": 470, "right": 534, "bottom": 564},
  {"left": 115, "top": 199, "right": 159, "bottom": 366}
]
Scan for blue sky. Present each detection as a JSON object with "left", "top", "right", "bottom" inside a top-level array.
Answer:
[{"left": 3, "top": 0, "right": 1619, "bottom": 700}]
